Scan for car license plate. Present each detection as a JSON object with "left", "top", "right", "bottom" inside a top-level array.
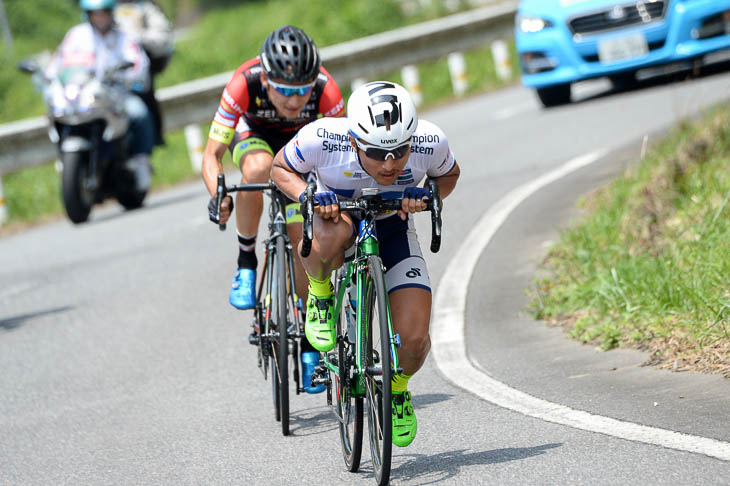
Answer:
[{"left": 598, "top": 34, "right": 649, "bottom": 64}]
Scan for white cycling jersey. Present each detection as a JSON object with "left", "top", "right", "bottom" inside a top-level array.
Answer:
[{"left": 282, "top": 117, "right": 456, "bottom": 212}]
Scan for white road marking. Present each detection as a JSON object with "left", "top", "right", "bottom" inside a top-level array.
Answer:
[
  {"left": 431, "top": 150, "right": 730, "bottom": 462},
  {"left": 490, "top": 102, "right": 535, "bottom": 121}
]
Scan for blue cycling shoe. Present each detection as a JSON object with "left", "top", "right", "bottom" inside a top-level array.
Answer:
[
  {"left": 229, "top": 268, "right": 256, "bottom": 310},
  {"left": 301, "top": 351, "right": 325, "bottom": 394}
]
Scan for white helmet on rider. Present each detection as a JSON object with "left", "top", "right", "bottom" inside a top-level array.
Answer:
[{"left": 347, "top": 81, "right": 418, "bottom": 150}]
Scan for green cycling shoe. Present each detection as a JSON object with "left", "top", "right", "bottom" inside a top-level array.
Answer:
[
  {"left": 392, "top": 391, "right": 417, "bottom": 447},
  {"left": 305, "top": 292, "right": 336, "bottom": 352}
]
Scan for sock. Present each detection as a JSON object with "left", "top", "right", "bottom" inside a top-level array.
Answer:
[
  {"left": 237, "top": 232, "right": 257, "bottom": 269},
  {"left": 392, "top": 373, "right": 411, "bottom": 393},
  {"left": 307, "top": 273, "right": 333, "bottom": 297}
]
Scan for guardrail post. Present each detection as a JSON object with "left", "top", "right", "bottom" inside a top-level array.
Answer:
[
  {"left": 491, "top": 39, "right": 513, "bottom": 82},
  {"left": 0, "top": 175, "right": 8, "bottom": 226},
  {"left": 401, "top": 65, "right": 423, "bottom": 106},
  {"left": 184, "top": 124, "right": 204, "bottom": 173},
  {"left": 350, "top": 78, "right": 366, "bottom": 92},
  {"left": 447, "top": 52, "right": 468, "bottom": 97}
]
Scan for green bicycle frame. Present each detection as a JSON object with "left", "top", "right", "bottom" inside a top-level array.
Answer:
[{"left": 325, "top": 217, "right": 400, "bottom": 397}]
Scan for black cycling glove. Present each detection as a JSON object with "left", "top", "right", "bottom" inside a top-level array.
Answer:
[
  {"left": 299, "top": 190, "right": 338, "bottom": 206},
  {"left": 403, "top": 186, "right": 430, "bottom": 201},
  {"left": 208, "top": 195, "right": 233, "bottom": 224}
]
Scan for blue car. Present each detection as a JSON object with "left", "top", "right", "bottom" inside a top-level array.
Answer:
[{"left": 515, "top": 0, "right": 730, "bottom": 107}]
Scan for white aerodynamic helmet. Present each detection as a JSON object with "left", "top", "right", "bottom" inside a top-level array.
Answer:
[{"left": 347, "top": 81, "right": 418, "bottom": 149}]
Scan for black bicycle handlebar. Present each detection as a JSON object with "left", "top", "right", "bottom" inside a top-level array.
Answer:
[
  {"left": 214, "top": 174, "right": 280, "bottom": 232},
  {"left": 427, "top": 178, "right": 442, "bottom": 253},
  {"left": 300, "top": 183, "right": 315, "bottom": 258},
  {"left": 215, "top": 173, "right": 227, "bottom": 231},
  {"left": 299, "top": 180, "right": 443, "bottom": 258}
]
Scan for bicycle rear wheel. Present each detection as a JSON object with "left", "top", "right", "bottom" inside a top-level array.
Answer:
[
  {"left": 273, "top": 235, "right": 290, "bottom": 436},
  {"left": 334, "top": 268, "right": 363, "bottom": 471},
  {"left": 362, "top": 255, "right": 392, "bottom": 486}
]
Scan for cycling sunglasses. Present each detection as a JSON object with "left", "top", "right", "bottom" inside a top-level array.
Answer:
[
  {"left": 267, "top": 79, "right": 316, "bottom": 97},
  {"left": 353, "top": 137, "right": 412, "bottom": 161}
]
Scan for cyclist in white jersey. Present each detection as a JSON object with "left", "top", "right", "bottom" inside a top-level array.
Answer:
[{"left": 271, "top": 81, "right": 461, "bottom": 448}]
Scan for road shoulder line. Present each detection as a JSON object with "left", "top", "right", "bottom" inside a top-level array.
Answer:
[{"left": 430, "top": 149, "right": 730, "bottom": 462}]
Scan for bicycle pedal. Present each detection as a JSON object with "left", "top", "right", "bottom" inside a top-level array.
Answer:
[{"left": 248, "top": 333, "right": 260, "bottom": 345}]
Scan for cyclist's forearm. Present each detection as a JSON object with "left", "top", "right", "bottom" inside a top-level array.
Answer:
[
  {"left": 271, "top": 154, "right": 308, "bottom": 201},
  {"left": 429, "top": 163, "right": 460, "bottom": 199},
  {"left": 202, "top": 139, "right": 227, "bottom": 197}
]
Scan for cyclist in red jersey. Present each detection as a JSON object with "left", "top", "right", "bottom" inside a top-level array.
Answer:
[{"left": 202, "top": 25, "right": 345, "bottom": 393}]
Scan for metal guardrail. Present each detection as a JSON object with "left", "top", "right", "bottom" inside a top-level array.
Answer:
[{"left": 0, "top": 1, "right": 517, "bottom": 176}]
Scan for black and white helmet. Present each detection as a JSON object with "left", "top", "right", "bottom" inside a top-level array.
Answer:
[
  {"left": 347, "top": 81, "right": 418, "bottom": 148},
  {"left": 259, "top": 25, "right": 321, "bottom": 83}
]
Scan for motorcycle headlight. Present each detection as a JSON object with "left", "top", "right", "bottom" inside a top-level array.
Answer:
[
  {"left": 49, "top": 84, "right": 69, "bottom": 115},
  {"left": 64, "top": 83, "right": 80, "bottom": 102},
  {"left": 518, "top": 15, "right": 554, "bottom": 33},
  {"left": 79, "top": 89, "right": 96, "bottom": 110}
]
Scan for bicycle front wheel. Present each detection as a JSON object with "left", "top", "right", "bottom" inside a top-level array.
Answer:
[
  {"left": 362, "top": 255, "right": 393, "bottom": 486},
  {"left": 273, "top": 235, "right": 290, "bottom": 436},
  {"left": 334, "top": 268, "right": 363, "bottom": 472}
]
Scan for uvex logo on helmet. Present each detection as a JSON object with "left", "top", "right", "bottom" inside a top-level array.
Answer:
[{"left": 347, "top": 81, "right": 418, "bottom": 149}]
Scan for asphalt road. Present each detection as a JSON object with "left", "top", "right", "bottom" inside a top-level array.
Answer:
[{"left": 2, "top": 68, "right": 730, "bottom": 485}]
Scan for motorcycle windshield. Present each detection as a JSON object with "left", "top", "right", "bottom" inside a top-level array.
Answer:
[{"left": 58, "top": 66, "right": 93, "bottom": 86}]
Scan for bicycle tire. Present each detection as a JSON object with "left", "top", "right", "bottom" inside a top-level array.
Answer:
[
  {"left": 334, "top": 268, "right": 363, "bottom": 472},
  {"left": 274, "top": 235, "right": 290, "bottom": 436},
  {"left": 363, "top": 255, "right": 392, "bottom": 486},
  {"left": 260, "top": 245, "right": 281, "bottom": 423},
  {"left": 272, "top": 349, "right": 280, "bottom": 421}
]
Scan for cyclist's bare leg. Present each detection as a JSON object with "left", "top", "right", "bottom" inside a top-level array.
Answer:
[
  {"left": 299, "top": 213, "right": 355, "bottom": 280},
  {"left": 388, "top": 287, "right": 432, "bottom": 376},
  {"left": 235, "top": 150, "right": 272, "bottom": 235},
  {"left": 299, "top": 213, "right": 354, "bottom": 352}
]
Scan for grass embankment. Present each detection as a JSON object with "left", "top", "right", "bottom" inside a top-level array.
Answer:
[
  {"left": 531, "top": 104, "right": 730, "bottom": 377},
  {"left": 1, "top": 0, "right": 519, "bottom": 228}
]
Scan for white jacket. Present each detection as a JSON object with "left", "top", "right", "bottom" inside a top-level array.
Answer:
[
  {"left": 46, "top": 23, "right": 150, "bottom": 92},
  {"left": 114, "top": 1, "right": 173, "bottom": 60}
]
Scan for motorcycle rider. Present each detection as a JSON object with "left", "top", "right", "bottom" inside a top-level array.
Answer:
[
  {"left": 48, "top": 0, "right": 155, "bottom": 191},
  {"left": 113, "top": 0, "right": 174, "bottom": 145}
]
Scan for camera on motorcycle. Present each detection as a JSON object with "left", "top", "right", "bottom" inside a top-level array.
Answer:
[
  {"left": 17, "top": 59, "right": 40, "bottom": 75},
  {"left": 114, "top": 61, "right": 135, "bottom": 72}
]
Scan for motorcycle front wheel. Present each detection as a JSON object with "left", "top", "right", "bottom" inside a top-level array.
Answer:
[{"left": 61, "top": 151, "right": 94, "bottom": 224}]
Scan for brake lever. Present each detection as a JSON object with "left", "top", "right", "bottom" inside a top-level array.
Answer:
[
  {"left": 300, "top": 183, "right": 315, "bottom": 257},
  {"left": 427, "top": 179, "right": 442, "bottom": 253},
  {"left": 216, "top": 173, "right": 227, "bottom": 231}
]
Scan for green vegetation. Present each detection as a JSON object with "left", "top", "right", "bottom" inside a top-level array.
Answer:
[
  {"left": 0, "top": 0, "right": 470, "bottom": 123},
  {"left": 0, "top": 0, "right": 520, "bottom": 228},
  {"left": 531, "top": 104, "right": 730, "bottom": 377}
]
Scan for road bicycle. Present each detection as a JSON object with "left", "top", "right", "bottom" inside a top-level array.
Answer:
[
  {"left": 300, "top": 180, "right": 442, "bottom": 486},
  {"left": 214, "top": 173, "right": 306, "bottom": 436}
]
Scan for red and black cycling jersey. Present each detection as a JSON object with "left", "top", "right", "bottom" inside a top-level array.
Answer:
[{"left": 209, "top": 57, "right": 345, "bottom": 145}]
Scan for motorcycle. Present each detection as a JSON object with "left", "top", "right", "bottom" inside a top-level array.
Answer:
[{"left": 18, "top": 58, "right": 150, "bottom": 224}]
